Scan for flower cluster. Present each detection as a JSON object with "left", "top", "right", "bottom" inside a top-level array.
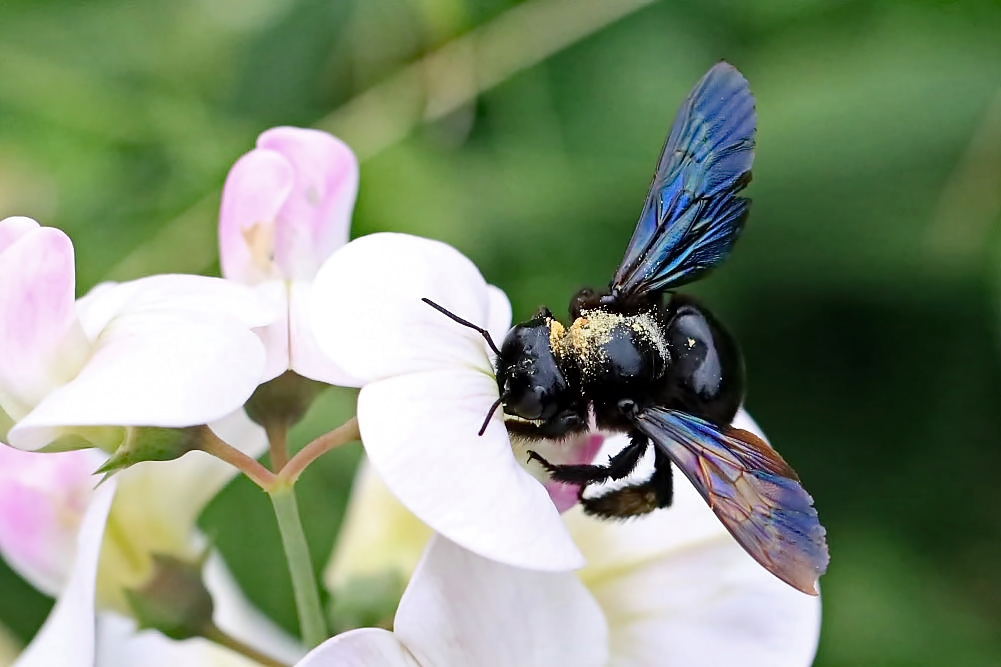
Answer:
[{"left": 0, "top": 127, "right": 821, "bottom": 666}]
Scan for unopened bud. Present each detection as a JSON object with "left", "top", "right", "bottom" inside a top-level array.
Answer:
[
  {"left": 124, "top": 554, "right": 214, "bottom": 641},
  {"left": 244, "top": 370, "right": 326, "bottom": 429}
]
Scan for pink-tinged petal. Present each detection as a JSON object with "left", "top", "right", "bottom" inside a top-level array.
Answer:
[
  {"left": 312, "top": 233, "right": 496, "bottom": 385},
  {"left": 359, "top": 369, "right": 583, "bottom": 571},
  {"left": 512, "top": 433, "right": 606, "bottom": 514},
  {"left": 219, "top": 149, "right": 295, "bottom": 285},
  {"left": 8, "top": 314, "right": 265, "bottom": 451},
  {"left": 288, "top": 281, "right": 360, "bottom": 386},
  {"left": 14, "top": 479, "right": 115, "bottom": 667},
  {"left": 0, "top": 226, "right": 88, "bottom": 419},
  {"left": 257, "top": 127, "right": 358, "bottom": 279},
  {"left": 0, "top": 446, "right": 101, "bottom": 595},
  {"left": 75, "top": 274, "right": 277, "bottom": 341},
  {"left": 0, "top": 217, "right": 41, "bottom": 253},
  {"left": 396, "top": 536, "right": 608, "bottom": 666},
  {"left": 298, "top": 629, "right": 418, "bottom": 667}
]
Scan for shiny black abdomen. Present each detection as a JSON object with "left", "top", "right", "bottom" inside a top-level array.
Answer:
[{"left": 656, "top": 294, "right": 744, "bottom": 425}]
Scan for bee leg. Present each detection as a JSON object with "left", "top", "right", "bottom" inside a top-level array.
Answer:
[
  {"left": 527, "top": 431, "right": 649, "bottom": 486},
  {"left": 579, "top": 446, "right": 674, "bottom": 519}
]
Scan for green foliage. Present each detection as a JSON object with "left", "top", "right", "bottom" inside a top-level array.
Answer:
[{"left": 1, "top": 0, "right": 1000, "bottom": 661}]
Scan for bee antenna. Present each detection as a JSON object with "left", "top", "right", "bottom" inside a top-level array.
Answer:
[
  {"left": 421, "top": 297, "right": 502, "bottom": 357},
  {"left": 478, "top": 393, "right": 507, "bottom": 437}
]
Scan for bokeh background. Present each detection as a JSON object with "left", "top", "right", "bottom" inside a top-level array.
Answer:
[{"left": 2, "top": 0, "right": 1000, "bottom": 664}]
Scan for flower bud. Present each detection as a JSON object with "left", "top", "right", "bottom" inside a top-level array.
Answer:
[
  {"left": 124, "top": 554, "right": 214, "bottom": 641},
  {"left": 244, "top": 370, "right": 326, "bottom": 429}
]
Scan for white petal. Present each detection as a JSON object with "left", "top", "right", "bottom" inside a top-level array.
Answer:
[
  {"left": 396, "top": 536, "right": 608, "bottom": 667},
  {"left": 311, "top": 233, "right": 496, "bottom": 384},
  {"left": 288, "top": 281, "right": 360, "bottom": 386},
  {"left": 359, "top": 369, "right": 583, "bottom": 571},
  {"left": 297, "top": 629, "right": 417, "bottom": 667},
  {"left": 75, "top": 274, "right": 277, "bottom": 340},
  {"left": 14, "top": 479, "right": 115, "bottom": 667},
  {"left": 9, "top": 314, "right": 265, "bottom": 451},
  {"left": 95, "top": 613, "right": 258, "bottom": 667},
  {"left": 246, "top": 281, "right": 291, "bottom": 382}
]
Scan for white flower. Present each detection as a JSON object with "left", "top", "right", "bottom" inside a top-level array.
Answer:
[
  {"left": 0, "top": 216, "right": 273, "bottom": 452},
  {"left": 218, "top": 126, "right": 359, "bottom": 385},
  {"left": 1, "top": 413, "right": 303, "bottom": 666},
  {"left": 311, "top": 232, "right": 602, "bottom": 571},
  {"left": 324, "top": 413, "right": 822, "bottom": 666},
  {"left": 299, "top": 535, "right": 608, "bottom": 667}
]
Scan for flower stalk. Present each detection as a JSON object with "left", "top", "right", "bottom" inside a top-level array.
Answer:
[
  {"left": 269, "top": 484, "right": 327, "bottom": 648},
  {"left": 203, "top": 623, "right": 291, "bottom": 667}
]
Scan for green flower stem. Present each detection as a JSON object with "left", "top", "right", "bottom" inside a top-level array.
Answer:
[
  {"left": 278, "top": 417, "right": 360, "bottom": 485},
  {"left": 269, "top": 485, "right": 328, "bottom": 647},
  {"left": 203, "top": 622, "right": 290, "bottom": 667}
]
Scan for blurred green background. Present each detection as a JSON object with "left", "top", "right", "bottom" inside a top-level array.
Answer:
[{"left": 2, "top": 0, "right": 1000, "bottom": 664}]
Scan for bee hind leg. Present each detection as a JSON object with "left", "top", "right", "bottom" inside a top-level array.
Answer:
[{"left": 579, "top": 446, "right": 674, "bottom": 519}]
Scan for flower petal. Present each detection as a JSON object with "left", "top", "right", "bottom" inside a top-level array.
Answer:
[
  {"left": 14, "top": 479, "right": 115, "bottom": 667},
  {"left": 257, "top": 127, "right": 358, "bottom": 279},
  {"left": 0, "top": 216, "right": 41, "bottom": 253},
  {"left": 0, "top": 225, "right": 88, "bottom": 419},
  {"left": 219, "top": 149, "right": 295, "bottom": 285},
  {"left": 396, "top": 536, "right": 608, "bottom": 666},
  {"left": 0, "top": 446, "right": 101, "bottom": 595},
  {"left": 512, "top": 433, "right": 606, "bottom": 513},
  {"left": 95, "top": 612, "right": 267, "bottom": 667},
  {"left": 8, "top": 314, "right": 265, "bottom": 451},
  {"left": 288, "top": 280, "right": 359, "bottom": 386},
  {"left": 297, "top": 629, "right": 418, "bottom": 667},
  {"left": 358, "top": 368, "right": 583, "bottom": 571},
  {"left": 311, "top": 233, "right": 496, "bottom": 385},
  {"left": 75, "top": 274, "right": 277, "bottom": 340}
]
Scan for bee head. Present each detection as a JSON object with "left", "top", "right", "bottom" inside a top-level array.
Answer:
[{"left": 496, "top": 314, "right": 585, "bottom": 432}]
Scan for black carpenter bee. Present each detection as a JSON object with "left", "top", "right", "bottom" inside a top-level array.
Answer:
[{"left": 424, "top": 62, "right": 828, "bottom": 594}]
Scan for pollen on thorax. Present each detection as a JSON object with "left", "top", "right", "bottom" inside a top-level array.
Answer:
[{"left": 551, "top": 309, "right": 668, "bottom": 372}]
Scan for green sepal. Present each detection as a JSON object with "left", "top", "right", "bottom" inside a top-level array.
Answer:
[{"left": 95, "top": 426, "right": 199, "bottom": 477}]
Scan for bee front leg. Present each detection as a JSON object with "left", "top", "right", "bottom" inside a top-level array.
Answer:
[{"left": 527, "top": 431, "right": 649, "bottom": 486}]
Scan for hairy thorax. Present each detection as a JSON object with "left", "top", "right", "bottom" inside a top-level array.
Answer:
[{"left": 550, "top": 309, "right": 669, "bottom": 394}]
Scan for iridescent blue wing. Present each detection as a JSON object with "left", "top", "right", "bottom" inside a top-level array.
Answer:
[
  {"left": 611, "top": 62, "right": 755, "bottom": 301},
  {"left": 635, "top": 407, "right": 829, "bottom": 595}
]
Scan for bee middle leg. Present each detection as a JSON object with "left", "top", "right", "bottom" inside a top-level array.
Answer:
[{"left": 527, "top": 431, "right": 649, "bottom": 486}]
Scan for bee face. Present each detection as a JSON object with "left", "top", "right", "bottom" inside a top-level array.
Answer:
[{"left": 495, "top": 318, "right": 585, "bottom": 433}]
